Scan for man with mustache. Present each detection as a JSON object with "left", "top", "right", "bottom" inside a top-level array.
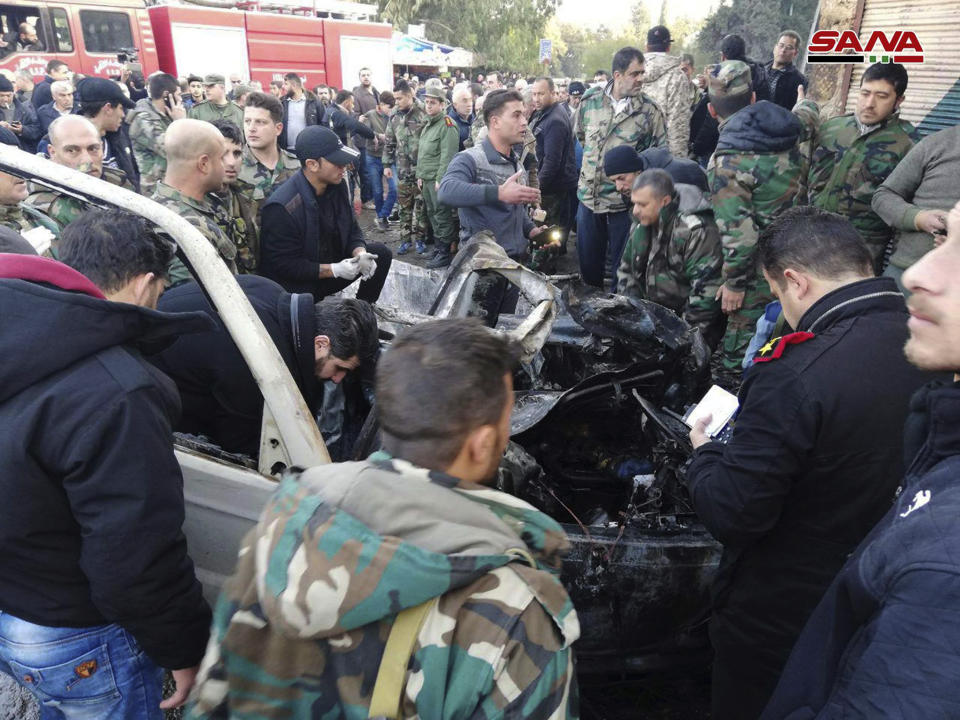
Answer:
[
  {"left": 686, "top": 205, "right": 929, "bottom": 720},
  {"left": 762, "top": 200, "right": 960, "bottom": 717}
]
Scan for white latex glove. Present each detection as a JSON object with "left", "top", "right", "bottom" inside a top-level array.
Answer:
[
  {"left": 331, "top": 257, "right": 361, "bottom": 280},
  {"left": 356, "top": 252, "right": 378, "bottom": 280}
]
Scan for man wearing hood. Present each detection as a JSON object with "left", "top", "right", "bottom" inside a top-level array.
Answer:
[
  {"left": 0, "top": 209, "right": 213, "bottom": 717},
  {"left": 808, "top": 62, "right": 918, "bottom": 270},
  {"left": 151, "top": 277, "right": 378, "bottom": 458},
  {"left": 642, "top": 26, "right": 695, "bottom": 158},
  {"left": 128, "top": 72, "right": 186, "bottom": 197},
  {"left": 706, "top": 60, "right": 819, "bottom": 389},
  {"left": 188, "top": 318, "right": 579, "bottom": 718},
  {"left": 618, "top": 168, "right": 722, "bottom": 346}
]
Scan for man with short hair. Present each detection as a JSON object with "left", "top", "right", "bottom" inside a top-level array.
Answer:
[
  {"left": 593, "top": 70, "right": 609, "bottom": 86},
  {"left": 75, "top": 76, "right": 140, "bottom": 189},
  {"left": 280, "top": 72, "right": 320, "bottom": 151},
  {"left": 36, "top": 79, "right": 74, "bottom": 134},
  {"left": 530, "top": 76, "right": 576, "bottom": 253},
  {"left": 417, "top": 85, "right": 460, "bottom": 268},
  {"left": 765, "top": 31, "right": 807, "bottom": 110},
  {"left": 127, "top": 72, "right": 186, "bottom": 196},
  {"left": 383, "top": 81, "right": 429, "bottom": 254},
  {"left": 31, "top": 59, "right": 69, "bottom": 110},
  {"left": 0, "top": 209, "right": 213, "bottom": 718},
  {"left": 680, "top": 54, "right": 695, "bottom": 79},
  {"left": 576, "top": 47, "right": 667, "bottom": 289},
  {"left": 188, "top": 74, "right": 243, "bottom": 126},
  {"left": 260, "top": 126, "right": 392, "bottom": 302},
  {"left": 183, "top": 74, "right": 204, "bottom": 109},
  {"left": 707, "top": 60, "right": 819, "bottom": 388},
  {"left": 361, "top": 90, "right": 397, "bottom": 230},
  {"left": 484, "top": 71, "right": 503, "bottom": 92},
  {"left": 449, "top": 83, "right": 475, "bottom": 151},
  {"left": 643, "top": 25, "right": 695, "bottom": 158},
  {"left": 0, "top": 75, "right": 40, "bottom": 151},
  {"left": 618, "top": 168, "right": 722, "bottom": 344},
  {"left": 27, "top": 115, "right": 135, "bottom": 234},
  {"left": 152, "top": 118, "right": 237, "bottom": 285},
  {"left": 0, "top": 127, "right": 57, "bottom": 240},
  {"left": 188, "top": 319, "right": 579, "bottom": 719},
  {"left": 12, "top": 22, "right": 40, "bottom": 51},
  {"left": 269, "top": 79, "right": 283, "bottom": 98},
  {"left": 808, "top": 62, "right": 918, "bottom": 270},
  {"left": 151, "top": 276, "right": 378, "bottom": 457},
  {"left": 326, "top": 89, "right": 375, "bottom": 150},
  {"left": 687, "top": 205, "right": 929, "bottom": 720},
  {"left": 872, "top": 123, "right": 960, "bottom": 291},
  {"left": 352, "top": 67, "right": 380, "bottom": 206},
  {"left": 762, "top": 200, "right": 960, "bottom": 719},
  {"left": 210, "top": 119, "right": 259, "bottom": 273},
  {"left": 239, "top": 91, "right": 301, "bottom": 219},
  {"left": 14, "top": 70, "right": 32, "bottom": 105}
]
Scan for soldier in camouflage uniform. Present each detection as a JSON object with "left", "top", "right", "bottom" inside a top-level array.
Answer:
[
  {"left": 619, "top": 168, "right": 723, "bottom": 347},
  {"left": 576, "top": 47, "right": 667, "bottom": 289},
  {"left": 187, "top": 320, "right": 579, "bottom": 720},
  {"left": 238, "top": 92, "right": 301, "bottom": 220},
  {"left": 188, "top": 73, "right": 244, "bottom": 127},
  {"left": 27, "top": 116, "right": 135, "bottom": 237},
  {"left": 127, "top": 73, "right": 185, "bottom": 197},
  {"left": 383, "top": 80, "right": 429, "bottom": 254},
  {"left": 152, "top": 119, "right": 238, "bottom": 287},
  {"left": 0, "top": 127, "right": 57, "bottom": 251},
  {"left": 210, "top": 119, "right": 260, "bottom": 273},
  {"left": 707, "top": 60, "right": 820, "bottom": 388},
  {"left": 416, "top": 85, "right": 461, "bottom": 268},
  {"left": 807, "top": 62, "right": 918, "bottom": 271}
]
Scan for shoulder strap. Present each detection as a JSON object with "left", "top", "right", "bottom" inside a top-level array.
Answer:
[{"left": 368, "top": 598, "right": 437, "bottom": 720}]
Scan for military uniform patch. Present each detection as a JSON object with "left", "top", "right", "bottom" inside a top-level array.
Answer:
[
  {"left": 444, "top": 115, "right": 455, "bottom": 127},
  {"left": 754, "top": 331, "right": 815, "bottom": 363}
]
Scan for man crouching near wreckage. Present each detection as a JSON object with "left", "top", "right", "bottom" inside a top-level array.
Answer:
[{"left": 188, "top": 319, "right": 580, "bottom": 719}]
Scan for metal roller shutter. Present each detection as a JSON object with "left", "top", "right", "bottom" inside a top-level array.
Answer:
[{"left": 845, "top": 0, "right": 960, "bottom": 136}]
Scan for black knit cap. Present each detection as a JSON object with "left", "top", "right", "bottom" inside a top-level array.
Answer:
[
  {"left": 0, "top": 76, "right": 13, "bottom": 93},
  {"left": 602, "top": 145, "right": 644, "bottom": 177}
]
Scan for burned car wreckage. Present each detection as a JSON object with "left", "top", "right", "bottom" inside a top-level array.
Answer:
[{"left": 0, "top": 149, "right": 721, "bottom": 674}]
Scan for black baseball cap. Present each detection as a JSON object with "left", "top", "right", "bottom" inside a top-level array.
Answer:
[
  {"left": 647, "top": 25, "right": 672, "bottom": 46},
  {"left": 294, "top": 126, "right": 360, "bottom": 166},
  {"left": 568, "top": 81, "right": 586, "bottom": 97},
  {"left": 76, "top": 77, "right": 135, "bottom": 109}
]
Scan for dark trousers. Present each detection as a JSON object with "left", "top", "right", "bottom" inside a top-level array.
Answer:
[
  {"left": 357, "top": 146, "right": 373, "bottom": 202},
  {"left": 312, "top": 242, "right": 392, "bottom": 303},
  {"left": 541, "top": 190, "right": 573, "bottom": 250},
  {"left": 576, "top": 203, "right": 632, "bottom": 290}
]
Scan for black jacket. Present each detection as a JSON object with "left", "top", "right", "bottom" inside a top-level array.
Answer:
[
  {"left": 10, "top": 97, "right": 41, "bottom": 151},
  {"left": 764, "top": 61, "right": 808, "bottom": 111},
  {"left": 530, "top": 102, "right": 577, "bottom": 195},
  {"left": 279, "top": 94, "right": 321, "bottom": 149},
  {"left": 36, "top": 101, "right": 64, "bottom": 135},
  {"left": 106, "top": 123, "right": 141, "bottom": 192},
  {"left": 326, "top": 103, "right": 374, "bottom": 148},
  {"left": 151, "top": 276, "right": 319, "bottom": 457},
  {"left": 687, "top": 277, "right": 929, "bottom": 712},
  {"left": 31, "top": 74, "right": 54, "bottom": 109},
  {"left": 260, "top": 170, "right": 366, "bottom": 295},
  {"left": 0, "top": 254, "right": 213, "bottom": 669},
  {"left": 763, "top": 380, "right": 960, "bottom": 719}
]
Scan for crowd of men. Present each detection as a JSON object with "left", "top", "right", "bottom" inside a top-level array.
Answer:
[{"left": 1, "top": 16, "right": 960, "bottom": 720}]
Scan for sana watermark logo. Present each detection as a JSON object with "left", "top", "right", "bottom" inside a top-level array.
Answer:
[{"left": 807, "top": 30, "right": 924, "bottom": 64}]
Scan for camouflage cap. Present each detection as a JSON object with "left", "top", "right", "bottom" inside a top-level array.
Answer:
[
  {"left": 203, "top": 73, "right": 226, "bottom": 86},
  {"left": 707, "top": 60, "right": 752, "bottom": 101},
  {"left": 424, "top": 85, "right": 447, "bottom": 101}
]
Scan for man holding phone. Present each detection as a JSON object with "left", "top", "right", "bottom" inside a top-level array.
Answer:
[
  {"left": 127, "top": 72, "right": 186, "bottom": 196},
  {"left": 0, "top": 75, "right": 41, "bottom": 151}
]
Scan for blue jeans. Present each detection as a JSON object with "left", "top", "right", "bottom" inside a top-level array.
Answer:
[
  {"left": 576, "top": 203, "right": 632, "bottom": 290},
  {"left": 365, "top": 155, "right": 397, "bottom": 219},
  {"left": 0, "top": 612, "right": 164, "bottom": 719}
]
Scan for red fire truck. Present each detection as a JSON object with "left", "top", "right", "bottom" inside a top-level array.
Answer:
[{"left": 0, "top": 0, "right": 392, "bottom": 90}]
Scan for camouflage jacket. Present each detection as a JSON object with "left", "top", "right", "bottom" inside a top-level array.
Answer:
[
  {"left": 0, "top": 202, "right": 59, "bottom": 255},
  {"left": 188, "top": 99, "right": 245, "bottom": 127},
  {"left": 237, "top": 145, "right": 301, "bottom": 218},
  {"left": 26, "top": 167, "right": 134, "bottom": 232},
  {"left": 708, "top": 99, "right": 820, "bottom": 291},
  {"left": 383, "top": 105, "right": 428, "bottom": 178},
  {"left": 152, "top": 181, "right": 238, "bottom": 286},
  {"left": 127, "top": 98, "right": 172, "bottom": 198},
  {"left": 416, "top": 111, "right": 460, "bottom": 182},
  {"left": 641, "top": 53, "right": 695, "bottom": 159},
  {"left": 465, "top": 115, "right": 540, "bottom": 190},
  {"left": 576, "top": 82, "right": 667, "bottom": 213},
  {"left": 211, "top": 180, "right": 260, "bottom": 273},
  {"left": 807, "top": 112, "right": 918, "bottom": 246},
  {"left": 618, "top": 186, "right": 722, "bottom": 334},
  {"left": 188, "top": 455, "right": 580, "bottom": 720}
]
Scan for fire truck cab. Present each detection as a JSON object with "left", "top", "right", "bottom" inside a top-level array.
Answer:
[{"left": 0, "top": 0, "right": 159, "bottom": 81}]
